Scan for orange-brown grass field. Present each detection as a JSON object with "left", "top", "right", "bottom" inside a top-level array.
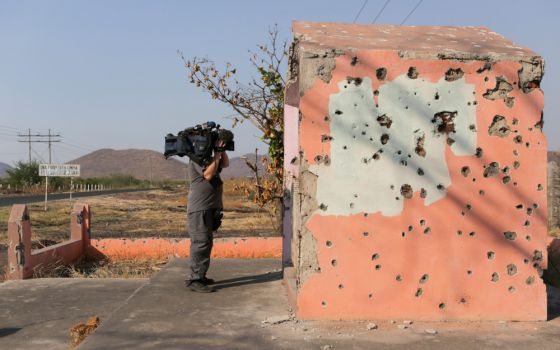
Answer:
[{"left": 0, "top": 179, "right": 276, "bottom": 246}]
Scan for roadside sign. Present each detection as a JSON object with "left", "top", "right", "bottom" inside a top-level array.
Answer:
[
  {"left": 39, "top": 164, "right": 80, "bottom": 177},
  {"left": 39, "top": 164, "right": 81, "bottom": 210}
]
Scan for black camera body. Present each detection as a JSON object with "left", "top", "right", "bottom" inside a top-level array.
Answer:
[{"left": 164, "top": 121, "right": 234, "bottom": 166}]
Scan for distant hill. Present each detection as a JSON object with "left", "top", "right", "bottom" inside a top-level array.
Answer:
[
  {"left": 0, "top": 162, "right": 13, "bottom": 178},
  {"left": 69, "top": 149, "right": 266, "bottom": 181}
]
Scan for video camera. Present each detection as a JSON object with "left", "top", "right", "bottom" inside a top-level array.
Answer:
[{"left": 164, "top": 121, "right": 234, "bottom": 166}]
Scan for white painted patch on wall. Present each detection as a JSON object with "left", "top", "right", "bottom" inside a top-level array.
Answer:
[{"left": 310, "top": 75, "right": 477, "bottom": 216}]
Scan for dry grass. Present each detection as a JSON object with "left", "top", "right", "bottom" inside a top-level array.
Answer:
[
  {"left": 32, "top": 256, "right": 168, "bottom": 279},
  {"left": 0, "top": 179, "right": 276, "bottom": 246}
]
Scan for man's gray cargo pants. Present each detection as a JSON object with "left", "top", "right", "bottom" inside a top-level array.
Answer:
[{"left": 187, "top": 209, "right": 216, "bottom": 281}]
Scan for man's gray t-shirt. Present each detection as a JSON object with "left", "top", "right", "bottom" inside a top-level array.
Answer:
[{"left": 187, "top": 161, "right": 223, "bottom": 214}]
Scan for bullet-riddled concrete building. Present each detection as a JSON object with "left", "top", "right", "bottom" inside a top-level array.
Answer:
[{"left": 283, "top": 21, "right": 547, "bottom": 320}]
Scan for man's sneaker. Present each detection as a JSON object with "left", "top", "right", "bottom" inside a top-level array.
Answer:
[
  {"left": 187, "top": 280, "right": 215, "bottom": 293},
  {"left": 201, "top": 277, "right": 215, "bottom": 285}
]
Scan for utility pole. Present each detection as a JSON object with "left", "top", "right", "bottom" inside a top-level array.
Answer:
[{"left": 17, "top": 129, "right": 61, "bottom": 164}]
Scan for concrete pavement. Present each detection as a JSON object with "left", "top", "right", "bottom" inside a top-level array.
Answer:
[{"left": 0, "top": 278, "right": 145, "bottom": 350}]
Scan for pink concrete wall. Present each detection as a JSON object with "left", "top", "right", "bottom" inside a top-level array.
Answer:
[{"left": 288, "top": 22, "right": 547, "bottom": 321}]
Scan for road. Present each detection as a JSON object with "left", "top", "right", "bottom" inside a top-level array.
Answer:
[{"left": 0, "top": 188, "right": 152, "bottom": 207}]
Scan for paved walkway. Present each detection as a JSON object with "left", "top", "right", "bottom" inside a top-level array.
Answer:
[{"left": 2, "top": 259, "right": 560, "bottom": 349}]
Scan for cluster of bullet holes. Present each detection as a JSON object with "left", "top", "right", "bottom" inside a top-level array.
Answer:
[
  {"left": 432, "top": 111, "right": 457, "bottom": 134},
  {"left": 400, "top": 184, "right": 413, "bottom": 199},
  {"left": 483, "top": 76, "right": 515, "bottom": 108},
  {"left": 488, "top": 115, "right": 511, "bottom": 137},
  {"left": 483, "top": 162, "right": 500, "bottom": 178},
  {"left": 351, "top": 56, "right": 359, "bottom": 66}
]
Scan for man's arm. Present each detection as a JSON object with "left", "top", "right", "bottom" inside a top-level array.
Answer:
[
  {"left": 221, "top": 151, "right": 229, "bottom": 168},
  {"left": 203, "top": 152, "right": 223, "bottom": 180}
]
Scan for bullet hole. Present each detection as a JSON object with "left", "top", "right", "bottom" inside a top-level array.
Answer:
[
  {"left": 533, "top": 250, "right": 543, "bottom": 264},
  {"left": 400, "top": 159, "right": 408, "bottom": 166},
  {"left": 504, "top": 231, "right": 517, "bottom": 241},
  {"left": 371, "top": 253, "right": 380, "bottom": 260},
  {"left": 397, "top": 184, "right": 413, "bottom": 199},
  {"left": 445, "top": 68, "right": 464, "bottom": 81},
  {"left": 479, "top": 190, "right": 485, "bottom": 196},
  {"left": 408, "top": 225, "right": 414, "bottom": 232},
  {"left": 374, "top": 90, "right": 379, "bottom": 96},
  {"left": 432, "top": 111, "right": 457, "bottom": 134},
  {"left": 368, "top": 293, "right": 373, "bottom": 299},
  {"left": 315, "top": 154, "right": 323, "bottom": 163},
  {"left": 513, "top": 135, "right": 523, "bottom": 144},
  {"left": 326, "top": 240, "right": 332, "bottom": 247},
  {"left": 335, "top": 110, "right": 343, "bottom": 115},
  {"left": 472, "top": 177, "right": 477, "bottom": 182},
  {"left": 537, "top": 184, "right": 543, "bottom": 191},
  {"left": 525, "top": 142, "right": 530, "bottom": 148},
  {"left": 415, "top": 135, "right": 426, "bottom": 157},
  {"left": 396, "top": 274, "right": 402, "bottom": 282},
  {"left": 484, "top": 77, "right": 489, "bottom": 82},
  {"left": 375, "top": 264, "right": 382, "bottom": 270},
  {"left": 437, "top": 184, "right": 445, "bottom": 190},
  {"left": 524, "top": 220, "right": 530, "bottom": 227},
  {"left": 469, "top": 124, "right": 477, "bottom": 132},
  {"left": 527, "top": 207, "right": 533, "bottom": 216},
  {"left": 507, "top": 264, "right": 518, "bottom": 276},
  {"left": 338, "top": 284, "right": 344, "bottom": 289},
  {"left": 487, "top": 251, "right": 495, "bottom": 260},
  {"left": 420, "top": 219, "right": 426, "bottom": 226},
  {"left": 419, "top": 274, "right": 429, "bottom": 284},
  {"left": 457, "top": 230, "right": 463, "bottom": 236},
  {"left": 461, "top": 211, "right": 465, "bottom": 216},
  {"left": 343, "top": 145, "right": 348, "bottom": 150},
  {"left": 533, "top": 203, "right": 539, "bottom": 209},
  {"left": 459, "top": 298, "right": 467, "bottom": 304},
  {"left": 469, "top": 231, "right": 476, "bottom": 237},
  {"left": 488, "top": 115, "right": 511, "bottom": 137},
  {"left": 513, "top": 182, "right": 518, "bottom": 186},
  {"left": 401, "top": 231, "right": 406, "bottom": 237},
  {"left": 363, "top": 231, "right": 369, "bottom": 237},
  {"left": 390, "top": 185, "right": 395, "bottom": 190},
  {"left": 502, "top": 176, "right": 511, "bottom": 184},
  {"left": 526, "top": 276, "right": 535, "bottom": 285},
  {"left": 364, "top": 213, "right": 368, "bottom": 217},
  {"left": 331, "top": 259, "right": 337, "bottom": 267},
  {"left": 434, "top": 92, "right": 440, "bottom": 101},
  {"left": 420, "top": 188, "right": 427, "bottom": 198},
  {"left": 475, "top": 147, "right": 483, "bottom": 158},
  {"left": 508, "top": 286, "right": 516, "bottom": 293},
  {"left": 415, "top": 288, "right": 423, "bottom": 297},
  {"left": 407, "top": 67, "right": 419, "bottom": 79},
  {"left": 376, "top": 67, "right": 387, "bottom": 80},
  {"left": 466, "top": 204, "right": 472, "bottom": 210},
  {"left": 321, "top": 134, "right": 333, "bottom": 142},
  {"left": 321, "top": 301, "right": 327, "bottom": 307},
  {"left": 397, "top": 150, "right": 402, "bottom": 155},
  {"left": 512, "top": 161, "right": 520, "bottom": 170},
  {"left": 376, "top": 114, "right": 392, "bottom": 128},
  {"left": 324, "top": 115, "right": 330, "bottom": 122},
  {"left": 483, "top": 76, "right": 515, "bottom": 108},
  {"left": 351, "top": 56, "right": 359, "bottom": 66},
  {"left": 467, "top": 270, "right": 473, "bottom": 275},
  {"left": 513, "top": 149, "right": 519, "bottom": 156},
  {"left": 424, "top": 227, "right": 431, "bottom": 234},
  {"left": 417, "top": 168, "right": 425, "bottom": 176},
  {"left": 483, "top": 162, "right": 500, "bottom": 178},
  {"left": 362, "top": 157, "right": 369, "bottom": 164},
  {"left": 439, "top": 303, "right": 446, "bottom": 310},
  {"left": 447, "top": 137, "right": 455, "bottom": 146},
  {"left": 347, "top": 76, "right": 363, "bottom": 86},
  {"left": 491, "top": 272, "right": 500, "bottom": 282},
  {"left": 515, "top": 204, "right": 524, "bottom": 209},
  {"left": 380, "top": 134, "right": 390, "bottom": 145},
  {"left": 372, "top": 151, "right": 382, "bottom": 161},
  {"left": 524, "top": 259, "right": 529, "bottom": 265},
  {"left": 349, "top": 202, "right": 355, "bottom": 209},
  {"left": 319, "top": 203, "right": 328, "bottom": 211}
]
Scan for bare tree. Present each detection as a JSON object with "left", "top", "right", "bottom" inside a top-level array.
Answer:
[{"left": 179, "top": 25, "right": 287, "bottom": 231}]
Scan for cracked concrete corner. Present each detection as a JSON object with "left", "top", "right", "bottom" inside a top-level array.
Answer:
[
  {"left": 518, "top": 57, "right": 545, "bottom": 93},
  {"left": 295, "top": 42, "right": 345, "bottom": 96},
  {"left": 295, "top": 160, "right": 320, "bottom": 288}
]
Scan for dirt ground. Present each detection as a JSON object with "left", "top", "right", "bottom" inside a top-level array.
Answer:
[{"left": 0, "top": 180, "right": 277, "bottom": 247}]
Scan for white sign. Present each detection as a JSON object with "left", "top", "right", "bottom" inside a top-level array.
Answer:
[{"left": 39, "top": 164, "right": 81, "bottom": 177}]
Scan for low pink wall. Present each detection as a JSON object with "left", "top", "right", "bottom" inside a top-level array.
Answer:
[{"left": 89, "top": 237, "right": 282, "bottom": 260}]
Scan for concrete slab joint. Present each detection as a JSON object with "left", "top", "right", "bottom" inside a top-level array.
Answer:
[{"left": 284, "top": 21, "right": 548, "bottom": 321}]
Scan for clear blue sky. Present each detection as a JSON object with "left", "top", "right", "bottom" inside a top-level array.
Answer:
[{"left": 0, "top": 0, "right": 558, "bottom": 165}]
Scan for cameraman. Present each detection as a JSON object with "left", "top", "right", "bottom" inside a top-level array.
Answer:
[{"left": 185, "top": 139, "right": 229, "bottom": 293}]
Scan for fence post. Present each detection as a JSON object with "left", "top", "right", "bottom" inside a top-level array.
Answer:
[{"left": 7, "top": 205, "right": 32, "bottom": 279}]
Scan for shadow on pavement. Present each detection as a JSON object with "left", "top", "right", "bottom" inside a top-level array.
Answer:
[
  {"left": 0, "top": 328, "right": 21, "bottom": 337},
  {"left": 213, "top": 271, "right": 282, "bottom": 290}
]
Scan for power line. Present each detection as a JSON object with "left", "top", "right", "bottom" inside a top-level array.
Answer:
[
  {"left": 372, "top": 0, "right": 391, "bottom": 24},
  {"left": 353, "top": 0, "right": 369, "bottom": 23},
  {"left": 400, "top": 0, "right": 424, "bottom": 25},
  {"left": 17, "top": 128, "right": 61, "bottom": 163}
]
